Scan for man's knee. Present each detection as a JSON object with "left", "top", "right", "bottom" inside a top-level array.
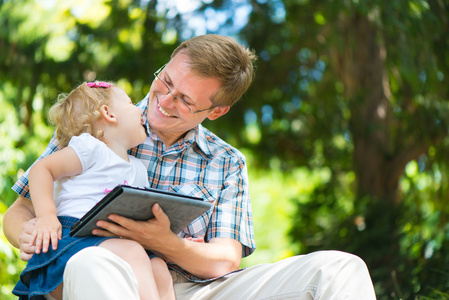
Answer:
[
  {"left": 308, "top": 249, "right": 364, "bottom": 263},
  {"left": 319, "top": 250, "right": 369, "bottom": 271},
  {"left": 286, "top": 250, "right": 370, "bottom": 277}
]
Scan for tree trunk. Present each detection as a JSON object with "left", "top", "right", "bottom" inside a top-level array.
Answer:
[
  {"left": 331, "top": 13, "right": 415, "bottom": 297},
  {"left": 334, "top": 13, "right": 397, "bottom": 201}
]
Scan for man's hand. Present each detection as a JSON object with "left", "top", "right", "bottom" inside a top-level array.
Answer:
[
  {"left": 93, "top": 203, "right": 242, "bottom": 279},
  {"left": 31, "top": 214, "right": 62, "bottom": 254},
  {"left": 18, "top": 218, "right": 37, "bottom": 261},
  {"left": 93, "top": 203, "right": 175, "bottom": 251}
]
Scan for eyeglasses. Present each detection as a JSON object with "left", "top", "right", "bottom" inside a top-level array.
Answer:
[{"left": 153, "top": 64, "right": 216, "bottom": 114}]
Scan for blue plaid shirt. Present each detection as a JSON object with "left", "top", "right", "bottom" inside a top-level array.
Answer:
[{"left": 12, "top": 94, "right": 256, "bottom": 267}]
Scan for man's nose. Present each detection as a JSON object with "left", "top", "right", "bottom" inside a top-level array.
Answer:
[{"left": 158, "top": 91, "right": 178, "bottom": 108}]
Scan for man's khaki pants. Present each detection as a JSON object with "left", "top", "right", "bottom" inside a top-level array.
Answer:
[{"left": 62, "top": 247, "right": 377, "bottom": 300}]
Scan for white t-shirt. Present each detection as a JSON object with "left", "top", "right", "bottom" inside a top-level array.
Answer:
[{"left": 54, "top": 133, "right": 149, "bottom": 218}]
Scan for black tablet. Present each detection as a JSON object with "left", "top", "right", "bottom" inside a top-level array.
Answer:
[{"left": 70, "top": 185, "right": 212, "bottom": 237}]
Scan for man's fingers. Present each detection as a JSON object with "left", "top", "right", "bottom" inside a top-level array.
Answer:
[
  {"left": 107, "top": 214, "right": 139, "bottom": 230},
  {"left": 19, "top": 218, "right": 38, "bottom": 259},
  {"left": 20, "top": 243, "right": 36, "bottom": 261},
  {"left": 20, "top": 251, "right": 34, "bottom": 261},
  {"left": 152, "top": 203, "right": 170, "bottom": 226},
  {"left": 92, "top": 219, "right": 129, "bottom": 237},
  {"left": 91, "top": 228, "right": 118, "bottom": 237},
  {"left": 22, "top": 218, "right": 37, "bottom": 235},
  {"left": 29, "top": 231, "right": 37, "bottom": 246},
  {"left": 92, "top": 205, "right": 173, "bottom": 245}
]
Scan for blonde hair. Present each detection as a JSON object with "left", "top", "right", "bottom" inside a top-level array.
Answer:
[
  {"left": 171, "top": 34, "right": 257, "bottom": 107},
  {"left": 48, "top": 82, "right": 116, "bottom": 147}
]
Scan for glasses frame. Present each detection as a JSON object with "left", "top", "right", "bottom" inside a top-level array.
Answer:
[{"left": 153, "top": 64, "right": 216, "bottom": 114}]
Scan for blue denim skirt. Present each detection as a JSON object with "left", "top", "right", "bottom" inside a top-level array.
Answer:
[{"left": 12, "top": 216, "right": 114, "bottom": 300}]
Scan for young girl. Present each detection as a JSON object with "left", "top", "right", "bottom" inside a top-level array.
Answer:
[{"left": 13, "top": 82, "right": 175, "bottom": 300}]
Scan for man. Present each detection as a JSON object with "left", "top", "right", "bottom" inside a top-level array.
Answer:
[{"left": 4, "top": 34, "right": 377, "bottom": 299}]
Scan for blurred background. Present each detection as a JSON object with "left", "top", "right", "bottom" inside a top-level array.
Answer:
[{"left": 1, "top": 0, "right": 449, "bottom": 299}]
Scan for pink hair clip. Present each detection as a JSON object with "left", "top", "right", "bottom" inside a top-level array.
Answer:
[{"left": 87, "top": 82, "right": 111, "bottom": 88}]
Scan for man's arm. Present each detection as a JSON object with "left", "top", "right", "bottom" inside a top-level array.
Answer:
[
  {"left": 94, "top": 204, "right": 242, "bottom": 279},
  {"left": 5, "top": 133, "right": 62, "bottom": 258},
  {"left": 93, "top": 150, "right": 253, "bottom": 279},
  {"left": 3, "top": 196, "right": 36, "bottom": 250}
]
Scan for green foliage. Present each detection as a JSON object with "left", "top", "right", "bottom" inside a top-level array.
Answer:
[
  {"left": 231, "top": 0, "right": 449, "bottom": 298},
  {"left": 2, "top": 0, "right": 449, "bottom": 299},
  {"left": 0, "top": 0, "right": 174, "bottom": 296},
  {"left": 242, "top": 158, "right": 334, "bottom": 266}
]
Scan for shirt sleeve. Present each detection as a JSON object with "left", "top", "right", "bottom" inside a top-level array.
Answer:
[
  {"left": 206, "top": 154, "right": 256, "bottom": 257},
  {"left": 12, "top": 133, "right": 63, "bottom": 199},
  {"left": 68, "top": 133, "right": 103, "bottom": 172}
]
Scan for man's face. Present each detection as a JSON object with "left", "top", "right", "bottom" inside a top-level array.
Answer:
[{"left": 146, "top": 52, "right": 228, "bottom": 146}]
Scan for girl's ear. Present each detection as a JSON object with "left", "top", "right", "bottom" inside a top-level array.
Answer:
[{"left": 100, "top": 105, "right": 117, "bottom": 123}]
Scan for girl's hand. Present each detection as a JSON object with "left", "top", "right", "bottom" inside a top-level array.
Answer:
[{"left": 30, "top": 214, "right": 62, "bottom": 254}]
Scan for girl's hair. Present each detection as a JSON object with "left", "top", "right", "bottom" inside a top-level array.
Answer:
[
  {"left": 171, "top": 34, "right": 257, "bottom": 107},
  {"left": 48, "top": 82, "right": 116, "bottom": 147}
]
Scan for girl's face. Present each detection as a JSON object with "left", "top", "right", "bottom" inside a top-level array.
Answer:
[{"left": 109, "top": 87, "right": 147, "bottom": 149}]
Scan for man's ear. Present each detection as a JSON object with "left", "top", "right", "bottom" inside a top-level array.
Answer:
[
  {"left": 100, "top": 105, "right": 117, "bottom": 123},
  {"left": 207, "top": 106, "right": 230, "bottom": 121}
]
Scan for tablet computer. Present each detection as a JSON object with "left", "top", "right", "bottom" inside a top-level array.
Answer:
[{"left": 70, "top": 185, "right": 212, "bottom": 237}]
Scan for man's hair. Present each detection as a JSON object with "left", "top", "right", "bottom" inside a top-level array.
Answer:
[
  {"left": 48, "top": 82, "right": 116, "bottom": 147},
  {"left": 171, "top": 34, "right": 257, "bottom": 107}
]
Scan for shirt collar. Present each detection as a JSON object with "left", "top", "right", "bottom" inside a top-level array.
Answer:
[{"left": 182, "top": 125, "right": 213, "bottom": 157}]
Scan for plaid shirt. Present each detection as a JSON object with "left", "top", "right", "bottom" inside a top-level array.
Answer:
[{"left": 12, "top": 94, "right": 255, "bottom": 281}]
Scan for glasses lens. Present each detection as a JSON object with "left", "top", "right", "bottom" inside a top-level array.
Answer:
[
  {"left": 155, "top": 72, "right": 193, "bottom": 113},
  {"left": 155, "top": 73, "right": 169, "bottom": 93},
  {"left": 178, "top": 97, "right": 194, "bottom": 113}
]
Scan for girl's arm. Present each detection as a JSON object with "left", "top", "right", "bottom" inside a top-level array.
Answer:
[{"left": 29, "top": 147, "right": 83, "bottom": 253}]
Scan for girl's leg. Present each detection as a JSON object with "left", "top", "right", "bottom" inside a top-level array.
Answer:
[
  {"left": 63, "top": 247, "right": 140, "bottom": 300},
  {"left": 151, "top": 257, "right": 175, "bottom": 300},
  {"left": 48, "top": 283, "right": 63, "bottom": 300},
  {"left": 100, "top": 239, "right": 160, "bottom": 300}
]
